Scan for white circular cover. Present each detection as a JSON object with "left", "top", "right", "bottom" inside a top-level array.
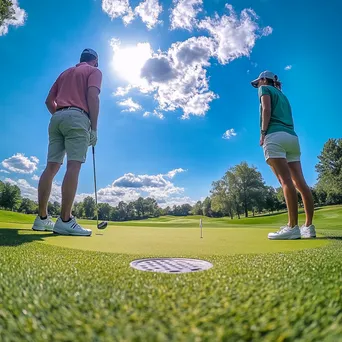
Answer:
[{"left": 130, "top": 258, "right": 213, "bottom": 273}]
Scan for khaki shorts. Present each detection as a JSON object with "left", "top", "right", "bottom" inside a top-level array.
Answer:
[
  {"left": 263, "top": 131, "right": 301, "bottom": 163},
  {"left": 47, "top": 109, "right": 90, "bottom": 164}
]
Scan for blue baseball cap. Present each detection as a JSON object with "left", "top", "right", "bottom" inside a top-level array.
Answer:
[{"left": 81, "top": 48, "right": 98, "bottom": 60}]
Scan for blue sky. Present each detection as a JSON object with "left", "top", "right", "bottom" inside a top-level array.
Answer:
[{"left": 0, "top": 0, "right": 341, "bottom": 207}]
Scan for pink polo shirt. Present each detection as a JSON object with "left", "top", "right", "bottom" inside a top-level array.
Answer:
[{"left": 49, "top": 62, "right": 102, "bottom": 113}]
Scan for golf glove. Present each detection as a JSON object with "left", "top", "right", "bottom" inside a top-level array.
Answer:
[{"left": 90, "top": 130, "right": 97, "bottom": 146}]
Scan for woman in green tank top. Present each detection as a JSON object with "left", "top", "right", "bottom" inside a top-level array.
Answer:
[{"left": 251, "top": 71, "right": 316, "bottom": 240}]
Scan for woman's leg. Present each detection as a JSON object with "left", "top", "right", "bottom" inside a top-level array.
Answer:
[
  {"left": 267, "top": 158, "right": 298, "bottom": 227},
  {"left": 288, "top": 161, "right": 314, "bottom": 226}
]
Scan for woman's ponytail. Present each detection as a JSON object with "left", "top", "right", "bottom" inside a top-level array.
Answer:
[{"left": 274, "top": 75, "right": 282, "bottom": 91}]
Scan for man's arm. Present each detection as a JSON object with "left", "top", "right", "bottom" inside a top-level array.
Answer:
[
  {"left": 87, "top": 86, "right": 100, "bottom": 131},
  {"left": 45, "top": 81, "right": 58, "bottom": 114}
]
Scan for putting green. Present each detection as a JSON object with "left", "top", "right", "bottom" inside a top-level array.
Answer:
[{"left": 8, "top": 225, "right": 329, "bottom": 256}]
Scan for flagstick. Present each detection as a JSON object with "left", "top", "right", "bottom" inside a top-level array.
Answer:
[{"left": 200, "top": 218, "right": 203, "bottom": 239}]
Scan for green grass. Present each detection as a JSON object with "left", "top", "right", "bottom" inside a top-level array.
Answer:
[{"left": 0, "top": 206, "right": 341, "bottom": 341}]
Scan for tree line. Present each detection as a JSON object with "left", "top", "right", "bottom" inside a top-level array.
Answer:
[
  {"left": 0, "top": 182, "right": 193, "bottom": 221},
  {"left": 0, "top": 138, "right": 341, "bottom": 220}
]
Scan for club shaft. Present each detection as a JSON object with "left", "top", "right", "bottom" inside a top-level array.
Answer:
[{"left": 92, "top": 146, "right": 99, "bottom": 228}]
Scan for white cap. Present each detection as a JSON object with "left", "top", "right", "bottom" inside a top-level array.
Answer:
[{"left": 251, "top": 71, "right": 277, "bottom": 88}]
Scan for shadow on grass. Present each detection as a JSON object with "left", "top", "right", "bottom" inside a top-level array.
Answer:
[
  {"left": 0, "top": 228, "right": 57, "bottom": 247},
  {"left": 315, "top": 236, "right": 342, "bottom": 240}
]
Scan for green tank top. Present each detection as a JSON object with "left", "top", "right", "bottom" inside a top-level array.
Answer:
[{"left": 258, "top": 85, "right": 297, "bottom": 136}]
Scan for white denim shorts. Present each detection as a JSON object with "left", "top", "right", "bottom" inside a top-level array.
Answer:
[{"left": 263, "top": 131, "right": 301, "bottom": 163}]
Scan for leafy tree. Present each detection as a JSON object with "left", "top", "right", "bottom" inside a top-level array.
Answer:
[
  {"left": 134, "top": 197, "right": 145, "bottom": 218},
  {"left": 276, "top": 187, "right": 286, "bottom": 210},
  {"left": 19, "top": 198, "right": 38, "bottom": 214},
  {"left": 117, "top": 201, "right": 128, "bottom": 221},
  {"left": 180, "top": 203, "right": 192, "bottom": 216},
  {"left": 211, "top": 179, "right": 234, "bottom": 218},
  {"left": 144, "top": 197, "right": 159, "bottom": 217},
  {"left": 191, "top": 201, "right": 203, "bottom": 215},
  {"left": 83, "top": 196, "right": 95, "bottom": 219},
  {"left": 98, "top": 203, "right": 111, "bottom": 221},
  {"left": 0, "top": 0, "right": 14, "bottom": 26},
  {"left": 162, "top": 206, "right": 172, "bottom": 215},
  {"left": 73, "top": 202, "right": 84, "bottom": 218},
  {"left": 232, "top": 162, "right": 265, "bottom": 217},
  {"left": 48, "top": 201, "right": 61, "bottom": 216},
  {"left": 202, "top": 197, "right": 212, "bottom": 217},
  {"left": 316, "top": 138, "right": 342, "bottom": 204},
  {"left": 264, "top": 186, "right": 278, "bottom": 213},
  {"left": 110, "top": 207, "right": 119, "bottom": 221},
  {"left": 126, "top": 202, "right": 136, "bottom": 220},
  {"left": 0, "top": 182, "right": 21, "bottom": 211}
]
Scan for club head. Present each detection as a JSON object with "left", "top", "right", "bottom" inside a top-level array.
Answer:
[{"left": 98, "top": 221, "right": 108, "bottom": 230}]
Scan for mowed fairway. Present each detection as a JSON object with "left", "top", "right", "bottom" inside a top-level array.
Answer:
[{"left": 0, "top": 206, "right": 341, "bottom": 341}]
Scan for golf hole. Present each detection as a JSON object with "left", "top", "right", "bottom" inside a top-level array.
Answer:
[{"left": 130, "top": 258, "right": 213, "bottom": 274}]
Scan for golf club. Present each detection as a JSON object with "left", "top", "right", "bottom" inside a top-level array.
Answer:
[{"left": 92, "top": 146, "right": 108, "bottom": 231}]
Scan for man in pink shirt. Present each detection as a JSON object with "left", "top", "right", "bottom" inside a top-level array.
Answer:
[{"left": 32, "top": 49, "right": 102, "bottom": 236}]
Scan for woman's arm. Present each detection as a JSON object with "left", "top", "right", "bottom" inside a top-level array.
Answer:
[{"left": 260, "top": 94, "right": 271, "bottom": 146}]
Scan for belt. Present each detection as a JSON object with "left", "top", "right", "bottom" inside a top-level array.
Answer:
[{"left": 56, "top": 106, "right": 89, "bottom": 117}]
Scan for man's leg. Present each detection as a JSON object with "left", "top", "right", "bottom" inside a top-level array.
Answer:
[
  {"left": 38, "top": 162, "right": 61, "bottom": 217},
  {"left": 267, "top": 158, "right": 298, "bottom": 227},
  {"left": 60, "top": 161, "right": 82, "bottom": 221}
]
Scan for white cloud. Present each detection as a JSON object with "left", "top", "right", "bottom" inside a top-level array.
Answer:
[
  {"left": 32, "top": 175, "right": 40, "bottom": 181},
  {"left": 110, "top": 4, "right": 271, "bottom": 119},
  {"left": 105, "top": 5, "right": 273, "bottom": 119},
  {"left": 166, "top": 168, "right": 186, "bottom": 178},
  {"left": 113, "top": 85, "right": 132, "bottom": 97},
  {"left": 0, "top": 170, "right": 10, "bottom": 174},
  {"left": 117, "top": 98, "right": 142, "bottom": 112},
  {"left": 158, "top": 196, "right": 196, "bottom": 208},
  {"left": 2, "top": 153, "right": 39, "bottom": 174},
  {"left": 102, "top": 0, "right": 162, "bottom": 28},
  {"left": 0, "top": 0, "right": 27, "bottom": 36},
  {"left": 143, "top": 110, "right": 165, "bottom": 119},
  {"left": 223, "top": 128, "right": 237, "bottom": 140},
  {"left": 102, "top": 0, "right": 134, "bottom": 25},
  {"left": 5, "top": 168, "right": 192, "bottom": 208},
  {"left": 135, "top": 0, "right": 163, "bottom": 29},
  {"left": 96, "top": 169, "right": 190, "bottom": 207},
  {"left": 198, "top": 5, "right": 272, "bottom": 64},
  {"left": 5, "top": 178, "right": 37, "bottom": 200},
  {"left": 4, "top": 177, "right": 62, "bottom": 203},
  {"left": 139, "top": 36, "right": 218, "bottom": 119},
  {"left": 170, "top": 0, "right": 202, "bottom": 31},
  {"left": 285, "top": 65, "right": 292, "bottom": 71}
]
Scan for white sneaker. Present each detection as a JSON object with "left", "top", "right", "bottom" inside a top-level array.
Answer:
[
  {"left": 300, "top": 225, "right": 316, "bottom": 238},
  {"left": 32, "top": 216, "right": 55, "bottom": 232},
  {"left": 268, "top": 225, "right": 301, "bottom": 240},
  {"left": 53, "top": 217, "right": 92, "bottom": 236}
]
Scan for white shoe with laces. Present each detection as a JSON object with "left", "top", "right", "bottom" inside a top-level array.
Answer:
[
  {"left": 300, "top": 225, "right": 316, "bottom": 238},
  {"left": 53, "top": 217, "right": 92, "bottom": 236},
  {"left": 268, "top": 225, "right": 301, "bottom": 240},
  {"left": 32, "top": 216, "right": 55, "bottom": 232}
]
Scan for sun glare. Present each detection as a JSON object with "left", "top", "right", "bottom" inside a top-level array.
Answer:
[{"left": 112, "top": 43, "right": 152, "bottom": 85}]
